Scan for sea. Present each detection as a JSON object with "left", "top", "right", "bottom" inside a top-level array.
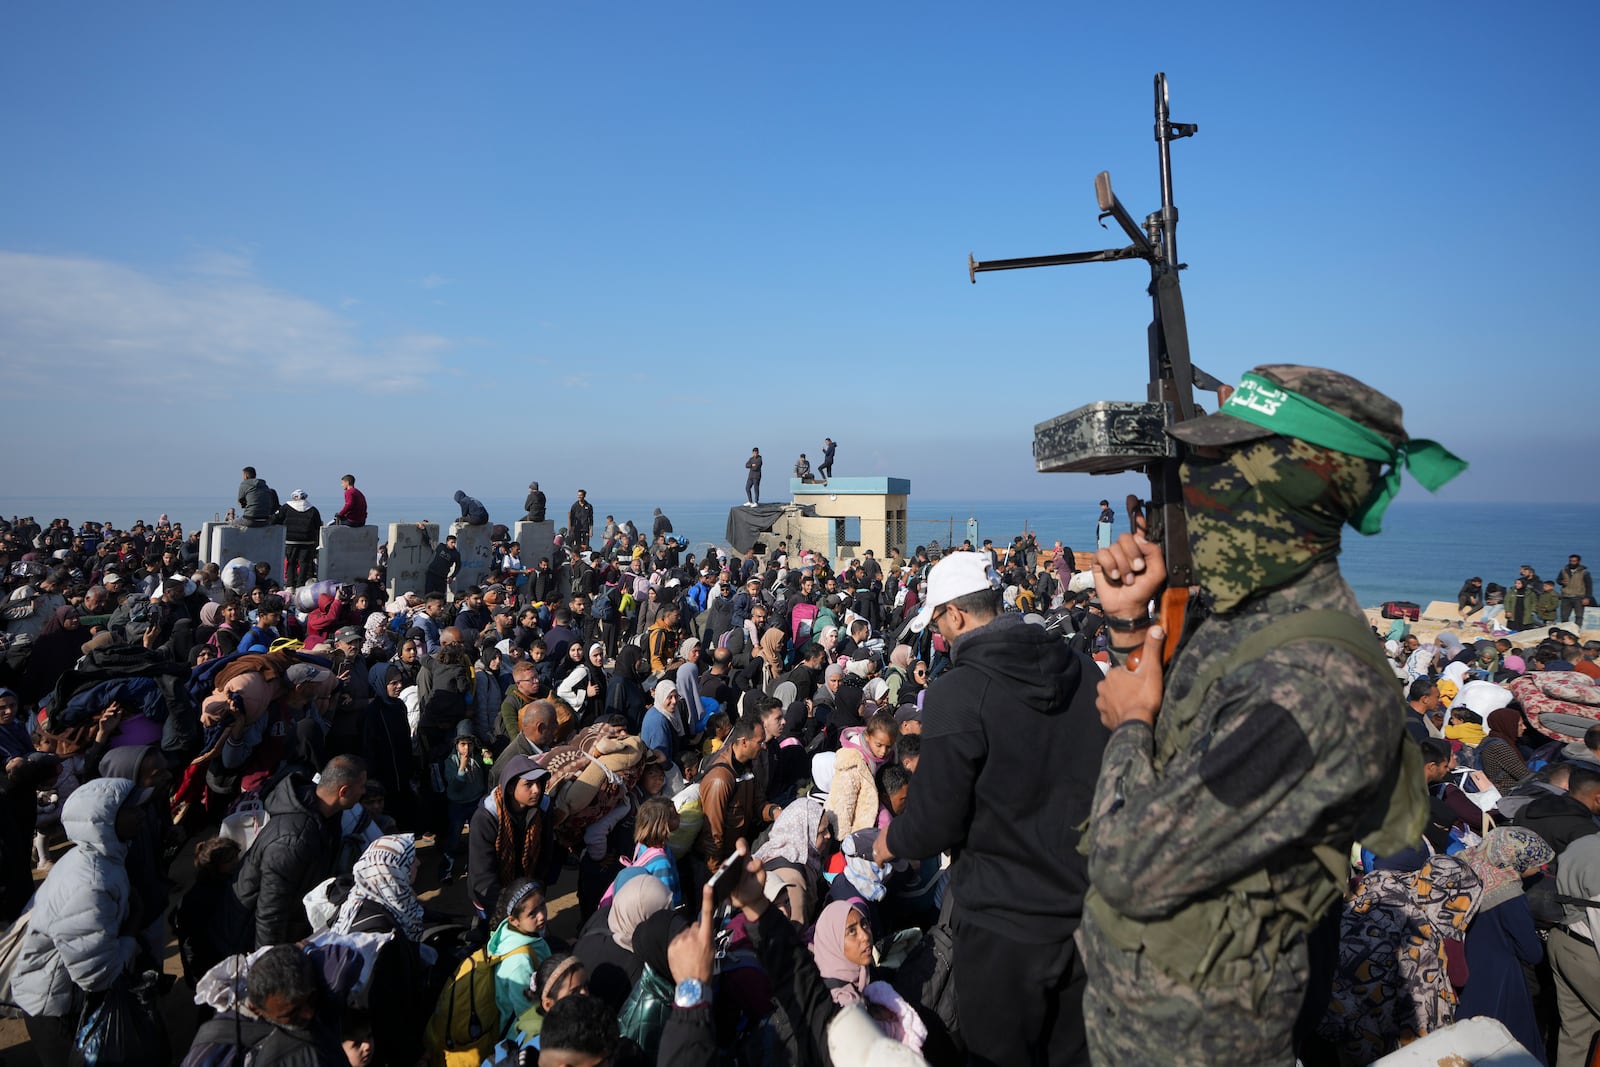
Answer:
[{"left": 5, "top": 494, "right": 1595, "bottom": 611}]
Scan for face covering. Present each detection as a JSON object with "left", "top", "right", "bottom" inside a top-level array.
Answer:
[{"left": 1180, "top": 436, "right": 1376, "bottom": 614}]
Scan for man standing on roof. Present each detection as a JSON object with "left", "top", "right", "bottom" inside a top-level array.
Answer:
[
  {"left": 819, "top": 436, "right": 836, "bottom": 482},
  {"left": 1078, "top": 365, "right": 1463, "bottom": 1065},
  {"left": 744, "top": 448, "right": 763, "bottom": 506}
]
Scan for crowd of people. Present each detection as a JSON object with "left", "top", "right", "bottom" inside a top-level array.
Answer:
[
  {"left": 0, "top": 494, "right": 1098, "bottom": 1067},
  {"left": 0, "top": 360, "right": 1595, "bottom": 1067},
  {"left": 1457, "top": 558, "right": 1594, "bottom": 633}
]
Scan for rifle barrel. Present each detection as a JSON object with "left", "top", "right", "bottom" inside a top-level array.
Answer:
[{"left": 968, "top": 247, "right": 1141, "bottom": 283}]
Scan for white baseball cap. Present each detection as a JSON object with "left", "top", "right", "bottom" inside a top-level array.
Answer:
[{"left": 908, "top": 551, "right": 1000, "bottom": 632}]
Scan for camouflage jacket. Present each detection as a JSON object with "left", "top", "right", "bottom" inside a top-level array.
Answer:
[{"left": 1088, "top": 560, "right": 1402, "bottom": 924}]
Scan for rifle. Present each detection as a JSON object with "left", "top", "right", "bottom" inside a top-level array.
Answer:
[{"left": 969, "top": 73, "right": 1225, "bottom": 667}]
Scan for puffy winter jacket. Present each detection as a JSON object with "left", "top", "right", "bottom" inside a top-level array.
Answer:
[
  {"left": 13, "top": 778, "right": 140, "bottom": 1017},
  {"left": 826, "top": 738, "right": 881, "bottom": 838},
  {"left": 229, "top": 773, "right": 341, "bottom": 948}
]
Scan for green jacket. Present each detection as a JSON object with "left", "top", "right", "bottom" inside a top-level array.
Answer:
[
  {"left": 1535, "top": 590, "right": 1560, "bottom": 620},
  {"left": 616, "top": 964, "right": 675, "bottom": 1058}
]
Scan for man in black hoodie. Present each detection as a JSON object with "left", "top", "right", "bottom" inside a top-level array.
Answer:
[
  {"left": 875, "top": 551, "right": 1106, "bottom": 1067},
  {"left": 1517, "top": 765, "right": 1600, "bottom": 856}
]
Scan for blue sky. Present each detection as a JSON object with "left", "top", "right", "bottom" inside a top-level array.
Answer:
[{"left": 0, "top": 3, "right": 1591, "bottom": 509}]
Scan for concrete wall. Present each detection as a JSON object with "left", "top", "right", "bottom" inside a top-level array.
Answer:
[
  {"left": 198, "top": 522, "right": 218, "bottom": 565},
  {"left": 318, "top": 525, "right": 380, "bottom": 587},
  {"left": 385, "top": 523, "right": 438, "bottom": 600},
  {"left": 450, "top": 522, "right": 495, "bottom": 595},
  {"left": 512, "top": 521, "right": 557, "bottom": 572},
  {"left": 209, "top": 525, "right": 286, "bottom": 581}
]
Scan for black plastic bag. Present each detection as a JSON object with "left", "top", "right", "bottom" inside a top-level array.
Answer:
[{"left": 72, "top": 972, "right": 170, "bottom": 1067}]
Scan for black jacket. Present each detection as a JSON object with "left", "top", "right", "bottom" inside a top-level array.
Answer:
[
  {"left": 1515, "top": 792, "right": 1600, "bottom": 856},
  {"left": 277, "top": 504, "right": 323, "bottom": 546},
  {"left": 229, "top": 773, "right": 341, "bottom": 948},
  {"left": 184, "top": 1014, "right": 344, "bottom": 1067},
  {"left": 523, "top": 490, "right": 546, "bottom": 522},
  {"left": 884, "top": 613, "right": 1107, "bottom": 943},
  {"left": 572, "top": 904, "right": 643, "bottom": 1013}
]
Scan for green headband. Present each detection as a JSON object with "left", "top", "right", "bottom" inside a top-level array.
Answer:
[{"left": 1219, "top": 373, "right": 1467, "bottom": 535}]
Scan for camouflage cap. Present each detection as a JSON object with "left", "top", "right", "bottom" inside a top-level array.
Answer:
[{"left": 1169, "top": 364, "right": 1407, "bottom": 450}]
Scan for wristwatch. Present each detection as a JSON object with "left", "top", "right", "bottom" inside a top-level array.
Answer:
[{"left": 674, "top": 977, "right": 708, "bottom": 1009}]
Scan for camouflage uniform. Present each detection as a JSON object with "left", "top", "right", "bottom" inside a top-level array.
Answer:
[{"left": 1078, "top": 366, "right": 1438, "bottom": 1066}]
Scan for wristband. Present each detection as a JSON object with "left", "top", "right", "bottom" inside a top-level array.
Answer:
[
  {"left": 1110, "top": 643, "right": 1143, "bottom": 655},
  {"left": 1104, "top": 613, "right": 1151, "bottom": 633}
]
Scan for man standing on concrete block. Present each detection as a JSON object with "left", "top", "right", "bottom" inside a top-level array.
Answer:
[
  {"left": 236, "top": 467, "right": 277, "bottom": 527},
  {"left": 333, "top": 475, "right": 367, "bottom": 528},
  {"left": 522, "top": 482, "right": 546, "bottom": 523},
  {"left": 568, "top": 490, "right": 594, "bottom": 549},
  {"left": 278, "top": 490, "right": 323, "bottom": 587}
]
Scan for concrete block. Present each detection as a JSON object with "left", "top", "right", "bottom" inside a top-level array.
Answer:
[
  {"left": 318, "top": 525, "right": 380, "bottom": 587},
  {"left": 210, "top": 525, "right": 286, "bottom": 582},
  {"left": 450, "top": 522, "right": 495, "bottom": 595},
  {"left": 386, "top": 523, "right": 438, "bottom": 601},
  {"left": 513, "top": 521, "right": 558, "bottom": 572},
  {"left": 198, "top": 522, "right": 218, "bottom": 565}
]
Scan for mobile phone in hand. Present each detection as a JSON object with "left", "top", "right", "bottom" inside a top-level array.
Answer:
[{"left": 706, "top": 844, "right": 747, "bottom": 907}]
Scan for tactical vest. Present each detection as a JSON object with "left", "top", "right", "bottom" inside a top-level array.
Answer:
[{"left": 1084, "top": 610, "right": 1424, "bottom": 1004}]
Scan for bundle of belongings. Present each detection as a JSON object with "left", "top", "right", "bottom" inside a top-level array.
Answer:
[{"left": 1512, "top": 671, "right": 1600, "bottom": 741}]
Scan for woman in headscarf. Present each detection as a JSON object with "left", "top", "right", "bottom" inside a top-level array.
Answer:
[
  {"left": 1456, "top": 827, "right": 1553, "bottom": 1062},
  {"left": 616, "top": 908, "right": 687, "bottom": 1058},
  {"left": 363, "top": 662, "right": 417, "bottom": 831},
  {"left": 604, "top": 645, "right": 648, "bottom": 735},
  {"left": 20, "top": 606, "right": 83, "bottom": 705},
  {"left": 558, "top": 642, "right": 608, "bottom": 727},
  {"left": 812, "top": 899, "right": 875, "bottom": 1006},
  {"left": 1479, "top": 706, "right": 1532, "bottom": 792},
  {"left": 572, "top": 873, "right": 671, "bottom": 1012},
  {"left": 194, "top": 602, "right": 223, "bottom": 648},
  {"left": 759, "top": 627, "right": 787, "bottom": 693},
  {"left": 362, "top": 611, "right": 394, "bottom": 660},
  {"left": 1318, "top": 855, "right": 1483, "bottom": 1062},
  {"left": 810, "top": 899, "right": 926, "bottom": 1049},
  {"left": 332, "top": 834, "right": 431, "bottom": 1066},
  {"left": 882, "top": 644, "right": 914, "bottom": 707},
  {"left": 756, "top": 751, "right": 840, "bottom": 922},
  {"left": 816, "top": 624, "right": 840, "bottom": 660}
]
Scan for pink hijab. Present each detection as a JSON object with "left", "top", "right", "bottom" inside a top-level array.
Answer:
[{"left": 810, "top": 900, "right": 869, "bottom": 1006}]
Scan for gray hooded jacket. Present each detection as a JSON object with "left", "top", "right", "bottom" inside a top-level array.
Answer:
[{"left": 13, "top": 778, "right": 139, "bottom": 1017}]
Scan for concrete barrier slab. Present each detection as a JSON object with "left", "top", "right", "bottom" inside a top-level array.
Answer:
[
  {"left": 450, "top": 522, "right": 495, "bottom": 595},
  {"left": 210, "top": 525, "right": 286, "bottom": 582},
  {"left": 386, "top": 523, "right": 438, "bottom": 600},
  {"left": 513, "top": 521, "right": 557, "bottom": 573},
  {"left": 319, "top": 525, "right": 380, "bottom": 587}
]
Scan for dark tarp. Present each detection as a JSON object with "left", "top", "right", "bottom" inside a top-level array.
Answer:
[{"left": 725, "top": 503, "right": 816, "bottom": 554}]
